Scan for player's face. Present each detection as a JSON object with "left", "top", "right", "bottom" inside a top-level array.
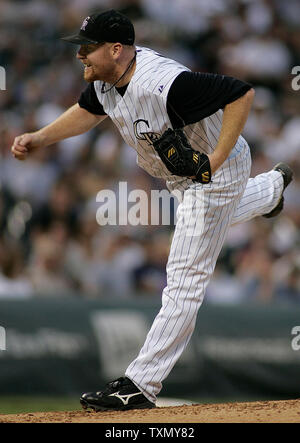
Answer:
[{"left": 77, "top": 43, "right": 116, "bottom": 83}]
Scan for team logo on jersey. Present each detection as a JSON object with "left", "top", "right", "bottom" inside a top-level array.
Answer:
[
  {"left": 81, "top": 16, "right": 90, "bottom": 31},
  {"left": 158, "top": 85, "right": 164, "bottom": 93},
  {"left": 133, "top": 119, "right": 160, "bottom": 145}
]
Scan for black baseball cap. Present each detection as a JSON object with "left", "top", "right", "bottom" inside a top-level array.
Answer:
[{"left": 61, "top": 10, "right": 135, "bottom": 45}]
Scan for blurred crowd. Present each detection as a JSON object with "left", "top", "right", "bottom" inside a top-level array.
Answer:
[{"left": 0, "top": 0, "right": 299, "bottom": 303}]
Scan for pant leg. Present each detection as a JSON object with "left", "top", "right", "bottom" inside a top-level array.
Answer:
[
  {"left": 126, "top": 144, "right": 251, "bottom": 403},
  {"left": 231, "top": 170, "right": 284, "bottom": 225}
]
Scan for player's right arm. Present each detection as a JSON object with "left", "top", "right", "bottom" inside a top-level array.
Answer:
[{"left": 11, "top": 103, "right": 107, "bottom": 160}]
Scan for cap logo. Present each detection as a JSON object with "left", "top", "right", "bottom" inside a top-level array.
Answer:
[{"left": 81, "top": 16, "right": 90, "bottom": 31}]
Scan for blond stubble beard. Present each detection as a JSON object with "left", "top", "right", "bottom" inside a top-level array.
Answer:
[{"left": 82, "top": 56, "right": 131, "bottom": 85}]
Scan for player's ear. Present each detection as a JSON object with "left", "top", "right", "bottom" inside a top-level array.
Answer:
[{"left": 111, "top": 43, "right": 122, "bottom": 58}]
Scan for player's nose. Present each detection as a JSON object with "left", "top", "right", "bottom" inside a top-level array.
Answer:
[{"left": 76, "top": 46, "right": 86, "bottom": 59}]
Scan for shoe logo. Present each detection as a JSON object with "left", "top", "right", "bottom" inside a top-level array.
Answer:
[
  {"left": 109, "top": 391, "right": 143, "bottom": 406},
  {"left": 158, "top": 85, "right": 164, "bottom": 93}
]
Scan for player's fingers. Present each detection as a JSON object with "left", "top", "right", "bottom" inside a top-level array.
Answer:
[
  {"left": 11, "top": 145, "right": 28, "bottom": 157},
  {"left": 11, "top": 143, "right": 28, "bottom": 161},
  {"left": 12, "top": 133, "right": 33, "bottom": 148},
  {"left": 12, "top": 143, "right": 28, "bottom": 153},
  {"left": 11, "top": 135, "right": 29, "bottom": 155},
  {"left": 18, "top": 133, "right": 33, "bottom": 147},
  {"left": 12, "top": 151, "right": 27, "bottom": 161}
]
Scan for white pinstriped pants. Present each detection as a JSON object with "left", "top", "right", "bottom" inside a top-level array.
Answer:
[{"left": 125, "top": 142, "right": 284, "bottom": 403}]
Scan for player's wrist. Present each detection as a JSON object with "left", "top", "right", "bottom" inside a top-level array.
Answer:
[
  {"left": 207, "top": 153, "right": 222, "bottom": 174},
  {"left": 208, "top": 145, "right": 231, "bottom": 171},
  {"left": 35, "top": 130, "right": 51, "bottom": 148}
]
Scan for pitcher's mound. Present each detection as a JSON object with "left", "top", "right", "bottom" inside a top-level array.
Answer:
[{"left": 0, "top": 399, "right": 299, "bottom": 423}]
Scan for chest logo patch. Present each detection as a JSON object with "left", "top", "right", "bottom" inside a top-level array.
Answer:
[{"left": 133, "top": 119, "right": 160, "bottom": 145}]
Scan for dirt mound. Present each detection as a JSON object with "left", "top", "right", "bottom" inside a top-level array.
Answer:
[{"left": 0, "top": 399, "right": 299, "bottom": 423}]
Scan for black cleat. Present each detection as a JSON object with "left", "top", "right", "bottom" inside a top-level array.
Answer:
[
  {"left": 80, "top": 377, "right": 156, "bottom": 412},
  {"left": 263, "top": 163, "right": 293, "bottom": 218}
]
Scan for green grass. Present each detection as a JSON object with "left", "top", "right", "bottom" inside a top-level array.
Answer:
[{"left": 0, "top": 396, "right": 81, "bottom": 415}]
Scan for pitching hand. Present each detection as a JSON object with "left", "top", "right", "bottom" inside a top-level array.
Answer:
[{"left": 11, "top": 132, "right": 44, "bottom": 161}]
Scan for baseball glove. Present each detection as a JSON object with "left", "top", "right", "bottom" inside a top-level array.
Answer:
[{"left": 153, "top": 128, "right": 212, "bottom": 184}]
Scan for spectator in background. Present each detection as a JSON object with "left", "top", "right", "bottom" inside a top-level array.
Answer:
[
  {"left": 28, "top": 177, "right": 79, "bottom": 236},
  {"left": 132, "top": 231, "right": 169, "bottom": 296},
  {"left": 96, "top": 233, "right": 146, "bottom": 299},
  {"left": 64, "top": 210, "right": 106, "bottom": 296},
  {"left": 27, "top": 225, "right": 74, "bottom": 296},
  {"left": 275, "top": 266, "right": 300, "bottom": 303},
  {"left": 0, "top": 238, "right": 33, "bottom": 298}
]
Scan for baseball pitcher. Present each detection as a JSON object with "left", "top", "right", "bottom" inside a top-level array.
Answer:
[{"left": 11, "top": 10, "right": 293, "bottom": 411}]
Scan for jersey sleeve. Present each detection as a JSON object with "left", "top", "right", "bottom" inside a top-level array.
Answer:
[
  {"left": 78, "top": 83, "right": 107, "bottom": 115},
  {"left": 166, "top": 71, "right": 253, "bottom": 128}
]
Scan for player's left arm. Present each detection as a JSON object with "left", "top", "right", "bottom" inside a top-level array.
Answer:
[{"left": 208, "top": 88, "right": 255, "bottom": 174}]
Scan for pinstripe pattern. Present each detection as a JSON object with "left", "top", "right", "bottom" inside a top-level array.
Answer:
[
  {"left": 93, "top": 46, "right": 250, "bottom": 194},
  {"left": 126, "top": 142, "right": 251, "bottom": 400},
  {"left": 126, "top": 140, "right": 284, "bottom": 404},
  {"left": 91, "top": 45, "right": 285, "bottom": 403},
  {"left": 232, "top": 169, "right": 283, "bottom": 224}
]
